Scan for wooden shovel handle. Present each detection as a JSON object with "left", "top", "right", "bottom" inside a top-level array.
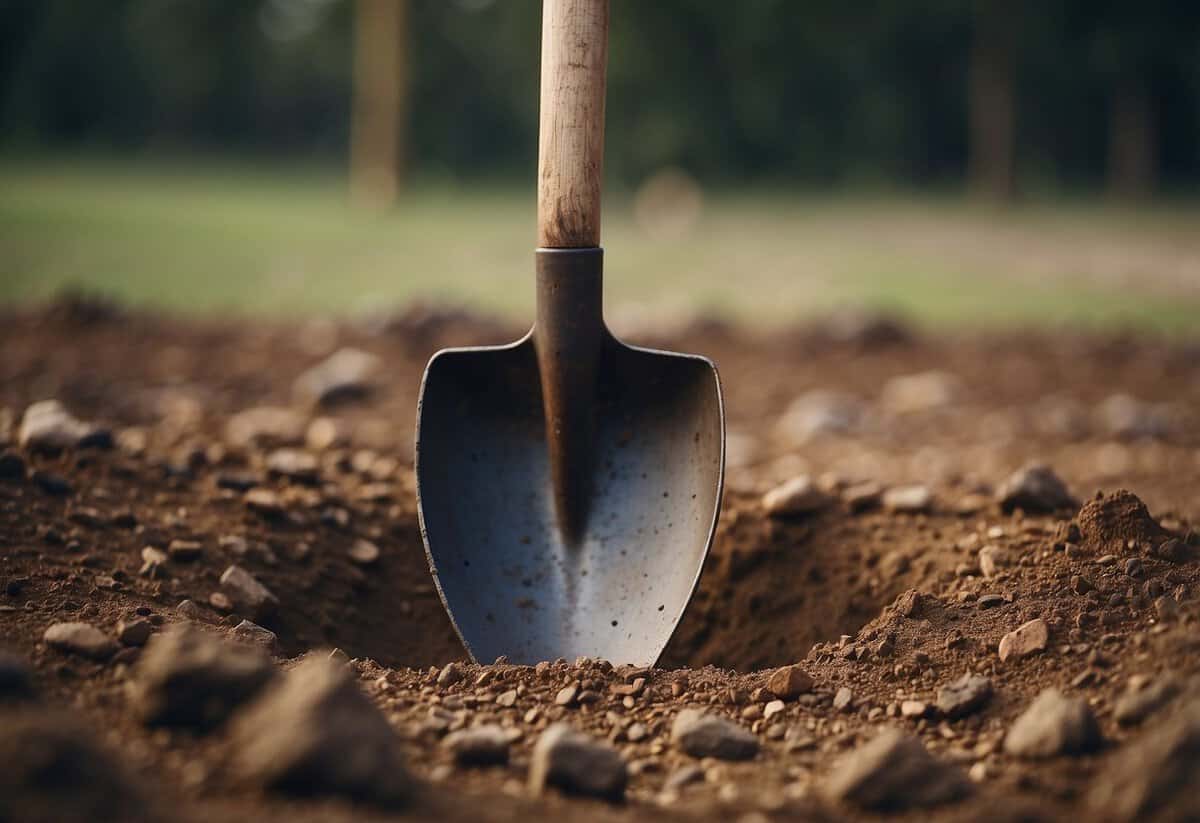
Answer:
[{"left": 537, "top": 0, "right": 609, "bottom": 249}]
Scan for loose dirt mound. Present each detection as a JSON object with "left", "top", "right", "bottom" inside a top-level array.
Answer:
[{"left": 1, "top": 300, "right": 1199, "bottom": 822}]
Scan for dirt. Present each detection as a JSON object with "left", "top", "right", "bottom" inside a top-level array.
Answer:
[{"left": 1, "top": 296, "right": 1199, "bottom": 822}]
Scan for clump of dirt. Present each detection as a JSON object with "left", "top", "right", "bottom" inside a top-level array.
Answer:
[{"left": 1070, "top": 489, "right": 1171, "bottom": 555}]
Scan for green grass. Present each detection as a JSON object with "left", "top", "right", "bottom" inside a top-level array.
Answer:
[{"left": 2, "top": 157, "right": 1199, "bottom": 334}]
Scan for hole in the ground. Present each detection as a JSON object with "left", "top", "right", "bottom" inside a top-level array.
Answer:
[{"left": 265, "top": 492, "right": 955, "bottom": 672}]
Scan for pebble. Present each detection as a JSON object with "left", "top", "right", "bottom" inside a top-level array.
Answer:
[
  {"left": 130, "top": 624, "right": 275, "bottom": 731},
  {"left": 219, "top": 565, "right": 279, "bottom": 622},
  {"left": 843, "top": 481, "right": 883, "bottom": 512},
  {"left": 762, "top": 476, "right": 828, "bottom": 517},
  {"left": 998, "top": 618, "right": 1049, "bottom": 662},
  {"left": 664, "top": 763, "right": 705, "bottom": 791},
  {"left": 1154, "top": 595, "right": 1180, "bottom": 622},
  {"left": 442, "top": 724, "right": 512, "bottom": 767},
  {"left": 995, "top": 464, "right": 1077, "bottom": 513},
  {"left": 1003, "top": 688, "right": 1101, "bottom": 758},
  {"left": 978, "top": 545, "right": 1010, "bottom": 578},
  {"left": 167, "top": 539, "right": 203, "bottom": 562},
  {"left": 766, "top": 664, "right": 814, "bottom": 699},
  {"left": 936, "top": 674, "right": 993, "bottom": 719},
  {"left": 823, "top": 728, "right": 971, "bottom": 811},
  {"left": 1113, "top": 675, "right": 1181, "bottom": 726},
  {"left": 529, "top": 723, "right": 627, "bottom": 802},
  {"left": 883, "top": 485, "right": 933, "bottom": 514},
  {"left": 775, "top": 390, "right": 863, "bottom": 444},
  {"left": 437, "top": 662, "right": 463, "bottom": 687},
  {"left": 243, "top": 488, "right": 285, "bottom": 517},
  {"left": 900, "top": 700, "right": 928, "bottom": 719},
  {"left": 763, "top": 699, "right": 786, "bottom": 720},
  {"left": 229, "top": 654, "right": 412, "bottom": 807},
  {"left": 43, "top": 622, "right": 118, "bottom": 661},
  {"left": 116, "top": 619, "right": 154, "bottom": 647},
  {"left": 671, "top": 709, "right": 759, "bottom": 761},
  {"left": 880, "top": 371, "right": 962, "bottom": 414},
  {"left": 293, "top": 347, "right": 382, "bottom": 407},
  {"left": 833, "top": 687, "right": 854, "bottom": 712},
  {"left": 224, "top": 406, "right": 306, "bottom": 450},
  {"left": 176, "top": 599, "right": 206, "bottom": 620},
  {"left": 348, "top": 538, "right": 381, "bottom": 565},
  {"left": 18, "top": 399, "right": 110, "bottom": 451},
  {"left": 265, "top": 448, "right": 319, "bottom": 482},
  {"left": 231, "top": 620, "right": 279, "bottom": 651}
]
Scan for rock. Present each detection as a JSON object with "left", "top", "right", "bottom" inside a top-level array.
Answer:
[
  {"left": 893, "top": 589, "right": 924, "bottom": 617},
  {"left": 664, "top": 763, "right": 705, "bottom": 791},
  {"left": 1004, "top": 688, "right": 1102, "bottom": 758},
  {"left": 348, "top": 538, "right": 380, "bottom": 565},
  {"left": 306, "top": 417, "right": 351, "bottom": 451},
  {"left": 833, "top": 687, "right": 854, "bottom": 712},
  {"left": 883, "top": 485, "right": 933, "bottom": 513},
  {"left": 229, "top": 654, "right": 412, "bottom": 807},
  {"left": 823, "top": 728, "right": 971, "bottom": 811},
  {"left": 129, "top": 625, "right": 275, "bottom": 731},
  {"left": 900, "top": 700, "right": 928, "bottom": 719},
  {"left": 1088, "top": 698, "right": 1200, "bottom": 821},
  {"left": 880, "top": 371, "right": 962, "bottom": 414},
  {"left": 1152, "top": 537, "right": 1191, "bottom": 563},
  {"left": 762, "top": 476, "right": 829, "bottom": 517},
  {"left": 0, "top": 711, "right": 153, "bottom": 823},
  {"left": 437, "top": 662, "right": 463, "bottom": 687},
  {"left": 265, "top": 448, "right": 319, "bottom": 483},
  {"left": 671, "top": 709, "right": 759, "bottom": 760},
  {"left": 18, "top": 400, "right": 110, "bottom": 452},
  {"left": 0, "top": 652, "right": 37, "bottom": 702},
  {"left": 1096, "top": 393, "right": 1172, "bottom": 440},
  {"left": 43, "top": 622, "right": 117, "bottom": 661},
  {"left": 116, "top": 619, "right": 154, "bottom": 647},
  {"left": 219, "top": 565, "right": 279, "bottom": 622},
  {"left": 224, "top": 407, "right": 305, "bottom": 450},
  {"left": 139, "top": 547, "right": 169, "bottom": 577},
  {"left": 775, "top": 390, "right": 864, "bottom": 444},
  {"left": 243, "top": 488, "right": 285, "bottom": 517},
  {"left": 978, "top": 545, "right": 1010, "bottom": 578},
  {"left": 442, "top": 725, "right": 512, "bottom": 767},
  {"left": 843, "top": 481, "right": 883, "bottom": 512},
  {"left": 996, "top": 464, "right": 1078, "bottom": 513},
  {"left": 166, "top": 539, "right": 203, "bottom": 562},
  {"left": 998, "top": 618, "right": 1049, "bottom": 662},
  {"left": 176, "top": 599, "right": 206, "bottom": 620},
  {"left": 528, "top": 723, "right": 627, "bottom": 802},
  {"left": 936, "top": 674, "right": 993, "bottom": 719},
  {"left": 1155, "top": 595, "right": 1180, "bottom": 622},
  {"left": 766, "top": 665, "right": 814, "bottom": 699},
  {"left": 231, "top": 620, "right": 278, "bottom": 651},
  {"left": 293, "top": 348, "right": 382, "bottom": 407},
  {"left": 1113, "top": 676, "right": 1182, "bottom": 726}
]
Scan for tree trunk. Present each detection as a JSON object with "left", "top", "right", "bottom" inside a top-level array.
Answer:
[
  {"left": 967, "top": 0, "right": 1017, "bottom": 201},
  {"left": 350, "top": 0, "right": 408, "bottom": 208},
  {"left": 1108, "top": 78, "right": 1156, "bottom": 200}
]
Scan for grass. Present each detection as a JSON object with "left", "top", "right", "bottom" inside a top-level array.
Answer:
[{"left": 2, "top": 156, "right": 1199, "bottom": 334}]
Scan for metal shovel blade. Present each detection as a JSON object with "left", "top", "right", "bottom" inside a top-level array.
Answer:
[{"left": 415, "top": 255, "right": 724, "bottom": 666}]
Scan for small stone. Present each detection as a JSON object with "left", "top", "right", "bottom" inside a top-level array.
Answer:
[
  {"left": 209, "top": 592, "right": 234, "bottom": 612},
  {"left": 775, "top": 390, "right": 863, "bottom": 444},
  {"left": 671, "top": 709, "right": 759, "bottom": 761},
  {"left": 893, "top": 589, "right": 923, "bottom": 617},
  {"left": 1154, "top": 595, "right": 1180, "bottom": 622},
  {"left": 555, "top": 684, "right": 579, "bottom": 706},
  {"left": 978, "top": 545, "right": 1010, "bottom": 578},
  {"left": 43, "top": 622, "right": 117, "bottom": 661},
  {"left": 116, "top": 619, "right": 153, "bottom": 647},
  {"left": 496, "top": 689, "right": 518, "bottom": 707},
  {"left": 833, "top": 687, "right": 854, "bottom": 712},
  {"left": 762, "top": 476, "right": 828, "bottom": 517},
  {"left": 900, "top": 700, "right": 928, "bottom": 719},
  {"left": 998, "top": 618, "right": 1049, "bottom": 662},
  {"left": 224, "top": 406, "right": 306, "bottom": 450},
  {"left": 764, "top": 699, "right": 786, "bottom": 720},
  {"left": 529, "top": 723, "right": 626, "bottom": 802},
  {"left": 443, "top": 725, "right": 511, "bottom": 767},
  {"left": 823, "top": 728, "right": 971, "bottom": 811},
  {"left": 880, "top": 371, "right": 962, "bottom": 414},
  {"left": 243, "top": 488, "right": 284, "bottom": 517},
  {"left": 664, "top": 763, "right": 705, "bottom": 790},
  {"left": 996, "top": 464, "right": 1077, "bottom": 514},
  {"left": 216, "top": 471, "right": 260, "bottom": 491},
  {"left": 305, "top": 417, "right": 350, "bottom": 451},
  {"left": 1113, "top": 676, "right": 1181, "bottom": 726},
  {"left": 139, "top": 547, "right": 168, "bottom": 577},
  {"left": 1152, "top": 538, "right": 1191, "bottom": 563},
  {"left": 437, "top": 662, "right": 463, "bottom": 687},
  {"left": 167, "top": 539, "right": 203, "bottom": 562},
  {"left": 936, "top": 674, "right": 993, "bottom": 719},
  {"left": 843, "top": 481, "right": 883, "bottom": 512},
  {"left": 348, "top": 538, "right": 380, "bottom": 565},
  {"left": 883, "top": 485, "right": 933, "bottom": 514},
  {"left": 231, "top": 620, "right": 278, "bottom": 651},
  {"left": 766, "top": 665, "right": 814, "bottom": 699},
  {"left": 130, "top": 624, "right": 275, "bottom": 731},
  {"left": 977, "top": 594, "right": 1006, "bottom": 609},
  {"left": 294, "top": 348, "right": 382, "bottom": 407},
  {"left": 176, "top": 599, "right": 205, "bottom": 620},
  {"left": 265, "top": 448, "right": 320, "bottom": 483},
  {"left": 219, "top": 565, "right": 279, "bottom": 622},
  {"left": 18, "top": 400, "right": 109, "bottom": 452},
  {"left": 229, "top": 655, "right": 412, "bottom": 807},
  {"left": 1003, "top": 688, "right": 1102, "bottom": 758}
]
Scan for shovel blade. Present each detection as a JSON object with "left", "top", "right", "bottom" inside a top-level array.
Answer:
[{"left": 415, "top": 334, "right": 723, "bottom": 666}]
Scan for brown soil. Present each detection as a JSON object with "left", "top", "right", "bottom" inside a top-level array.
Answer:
[{"left": 1, "top": 298, "right": 1199, "bottom": 821}]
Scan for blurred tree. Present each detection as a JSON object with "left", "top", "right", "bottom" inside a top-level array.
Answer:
[
  {"left": 967, "top": 0, "right": 1017, "bottom": 200},
  {"left": 350, "top": 0, "right": 408, "bottom": 206}
]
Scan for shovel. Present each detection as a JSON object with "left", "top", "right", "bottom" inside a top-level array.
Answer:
[{"left": 415, "top": 0, "right": 724, "bottom": 667}]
